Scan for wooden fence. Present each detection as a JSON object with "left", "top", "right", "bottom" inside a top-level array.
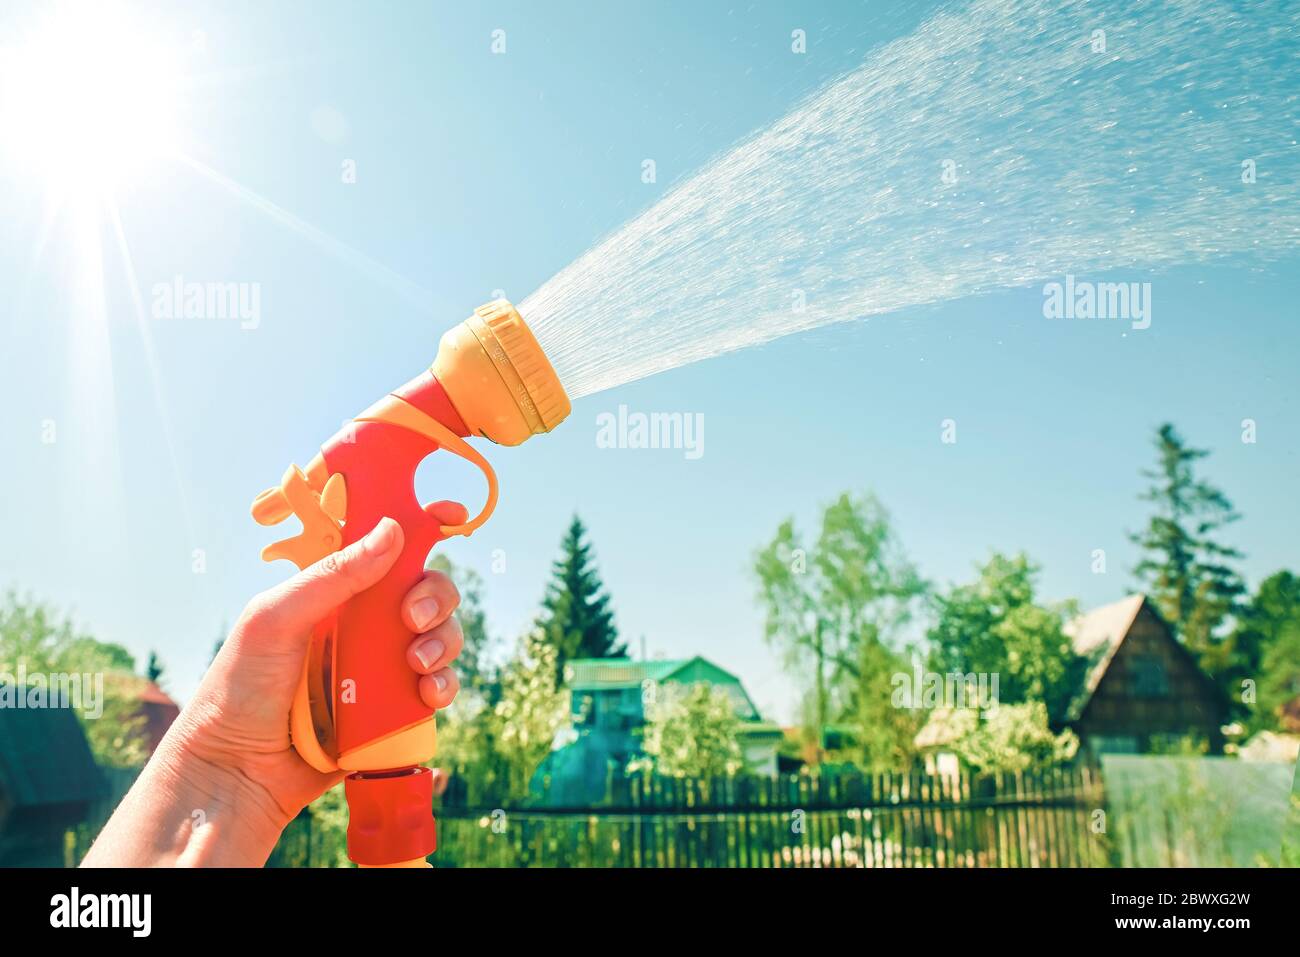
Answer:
[
  {"left": 64, "top": 759, "right": 1288, "bottom": 868},
  {"left": 58, "top": 764, "right": 1111, "bottom": 868},
  {"left": 427, "top": 766, "right": 1112, "bottom": 868}
]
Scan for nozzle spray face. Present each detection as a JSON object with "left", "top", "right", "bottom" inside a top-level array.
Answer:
[{"left": 432, "top": 300, "right": 571, "bottom": 446}]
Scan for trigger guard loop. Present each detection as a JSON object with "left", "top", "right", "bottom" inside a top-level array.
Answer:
[{"left": 354, "top": 396, "right": 499, "bottom": 538}]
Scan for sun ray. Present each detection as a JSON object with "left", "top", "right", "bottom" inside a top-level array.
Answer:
[
  {"left": 63, "top": 192, "right": 130, "bottom": 563},
  {"left": 3, "top": 190, "right": 64, "bottom": 341},
  {"left": 105, "top": 195, "right": 198, "bottom": 548},
  {"left": 175, "top": 153, "right": 436, "bottom": 312}
]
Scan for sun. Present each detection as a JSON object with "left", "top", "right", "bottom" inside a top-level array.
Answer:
[
  {"left": 0, "top": 3, "right": 434, "bottom": 559},
  {"left": 0, "top": 3, "right": 186, "bottom": 196}
]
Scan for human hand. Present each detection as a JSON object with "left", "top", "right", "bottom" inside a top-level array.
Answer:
[{"left": 82, "top": 512, "right": 464, "bottom": 867}]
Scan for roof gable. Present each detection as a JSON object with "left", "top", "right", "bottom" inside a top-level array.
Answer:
[
  {"left": 565, "top": 655, "right": 746, "bottom": 689},
  {"left": 1063, "top": 594, "right": 1147, "bottom": 721},
  {"left": 664, "top": 657, "right": 742, "bottom": 687}
]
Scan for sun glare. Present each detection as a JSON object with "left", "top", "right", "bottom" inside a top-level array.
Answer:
[
  {"left": 0, "top": 5, "right": 184, "bottom": 195},
  {"left": 2, "top": 4, "right": 426, "bottom": 556}
]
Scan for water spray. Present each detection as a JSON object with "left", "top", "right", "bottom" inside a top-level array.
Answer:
[{"left": 251, "top": 300, "right": 569, "bottom": 867}]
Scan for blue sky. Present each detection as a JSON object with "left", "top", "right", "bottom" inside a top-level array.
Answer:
[{"left": 1, "top": 0, "right": 1297, "bottom": 723}]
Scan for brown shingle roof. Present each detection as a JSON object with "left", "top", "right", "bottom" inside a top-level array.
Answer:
[{"left": 1062, "top": 594, "right": 1146, "bottom": 721}]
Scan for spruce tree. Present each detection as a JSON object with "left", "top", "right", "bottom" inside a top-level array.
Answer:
[
  {"left": 1130, "top": 423, "right": 1245, "bottom": 676},
  {"left": 537, "top": 516, "right": 622, "bottom": 677}
]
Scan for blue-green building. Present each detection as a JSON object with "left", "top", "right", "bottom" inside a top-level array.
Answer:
[{"left": 531, "top": 656, "right": 782, "bottom": 805}]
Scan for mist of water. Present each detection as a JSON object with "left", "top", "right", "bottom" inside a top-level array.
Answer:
[{"left": 523, "top": 0, "right": 1299, "bottom": 400}]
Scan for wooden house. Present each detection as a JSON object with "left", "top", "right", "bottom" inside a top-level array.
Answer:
[{"left": 1064, "top": 594, "right": 1224, "bottom": 755}]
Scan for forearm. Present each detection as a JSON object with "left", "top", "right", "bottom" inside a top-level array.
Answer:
[{"left": 81, "top": 729, "right": 290, "bottom": 868}]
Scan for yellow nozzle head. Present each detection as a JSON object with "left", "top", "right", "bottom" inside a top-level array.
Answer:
[{"left": 432, "top": 299, "right": 571, "bottom": 446}]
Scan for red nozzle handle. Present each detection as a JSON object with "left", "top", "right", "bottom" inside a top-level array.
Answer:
[{"left": 320, "top": 373, "right": 473, "bottom": 759}]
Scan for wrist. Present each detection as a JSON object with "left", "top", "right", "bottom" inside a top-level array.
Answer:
[
  {"left": 154, "top": 738, "right": 293, "bottom": 866},
  {"left": 83, "top": 726, "right": 292, "bottom": 868}
]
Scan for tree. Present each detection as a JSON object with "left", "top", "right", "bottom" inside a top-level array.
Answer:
[
  {"left": 426, "top": 552, "right": 494, "bottom": 690},
  {"left": 145, "top": 651, "right": 164, "bottom": 684},
  {"left": 1130, "top": 423, "right": 1246, "bottom": 682},
  {"left": 928, "top": 553, "right": 1086, "bottom": 726},
  {"left": 1238, "top": 571, "right": 1300, "bottom": 731},
  {"left": 491, "top": 629, "right": 571, "bottom": 801},
  {"left": 921, "top": 703, "right": 1078, "bottom": 774},
  {"left": 754, "top": 492, "right": 927, "bottom": 769},
  {"left": 432, "top": 687, "right": 508, "bottom": 805},
  {"left": 1259, "top": 620, "right": 1300, "bottom": 734},
  {"left": 0, "top": 592, "right": 150, "bottom": 767},
  {"left": 631, "top": 682, "right": 745, "bottom": 780},
  {"left": 536, "top": 516, "right": 622, "bottom": 677}
]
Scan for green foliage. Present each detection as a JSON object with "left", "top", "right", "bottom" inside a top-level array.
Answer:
[
  {"left": 417, "top": 552, "right": 520, "bottom": 803},
  {"left": 420, "top": 553, "right": 570, "bottom": 805},
  {"left": 1146, "top": 733, "right": 1211, "bottom": 756},
  {"left": 0, "top": 594, "right": 135, "bottom": 673},
  {"left": 536, "top": 516, "right": 622, "bottom": 677},
  {"left": 1283, "top": 792, "right": 1300, "bottom": 868},
  {"left": 1130, "top": 424, "right": 1246, "bottom": 688},
  {"left": 928, "top": 552, "right": 1086, "bottom": 725},
  {"left": 0, "top": 592, "right": 150, "bottom": 768},
  {"left": 425, "top": 552, "right": 494, "bottom": 690},
  {"left": 922, "top": 702, "right": 1078, "bottom": 773},
  {"left": 430, "top": 688, "right": 512, "bottom": 806},
  {"left": 306, "top": 783, "right": 353, "bottom": 868},
  {"left": 491, "top": 629, "right": 571, "bottom": 801},
  {"left": 754, "top": 491, "right": 927, "bottom": 770},
  {"left": 1258, "top": 622, "right": 1300, "bottom": 735},
  {"left": 1230, "top": 571, "right": 1300, "bottom": 732},
  {"left": 91, "top": 675, "right": 153, "bottom": 769},
  {"left": 631, "top": 681, "right": 745, "bottom": 780},
  {"left": 835, "top": 635, "right": 926, "bottom": 771}
]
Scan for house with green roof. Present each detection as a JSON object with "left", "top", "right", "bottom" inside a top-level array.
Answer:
[
  {"left": 532, "top": 656, "right": 782, "bottom": 805},
  {"left": 0, "top": 705, "right": 105, "bottom": 866}
]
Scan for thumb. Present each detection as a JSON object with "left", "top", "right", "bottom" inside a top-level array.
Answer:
[{"left": 248, "top": 517, "right": 405, "bottom": 644}]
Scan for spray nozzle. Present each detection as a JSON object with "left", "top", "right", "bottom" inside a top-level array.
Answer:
[{"left": 432, "top": 299, "right": 571, "bottom": 446}]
